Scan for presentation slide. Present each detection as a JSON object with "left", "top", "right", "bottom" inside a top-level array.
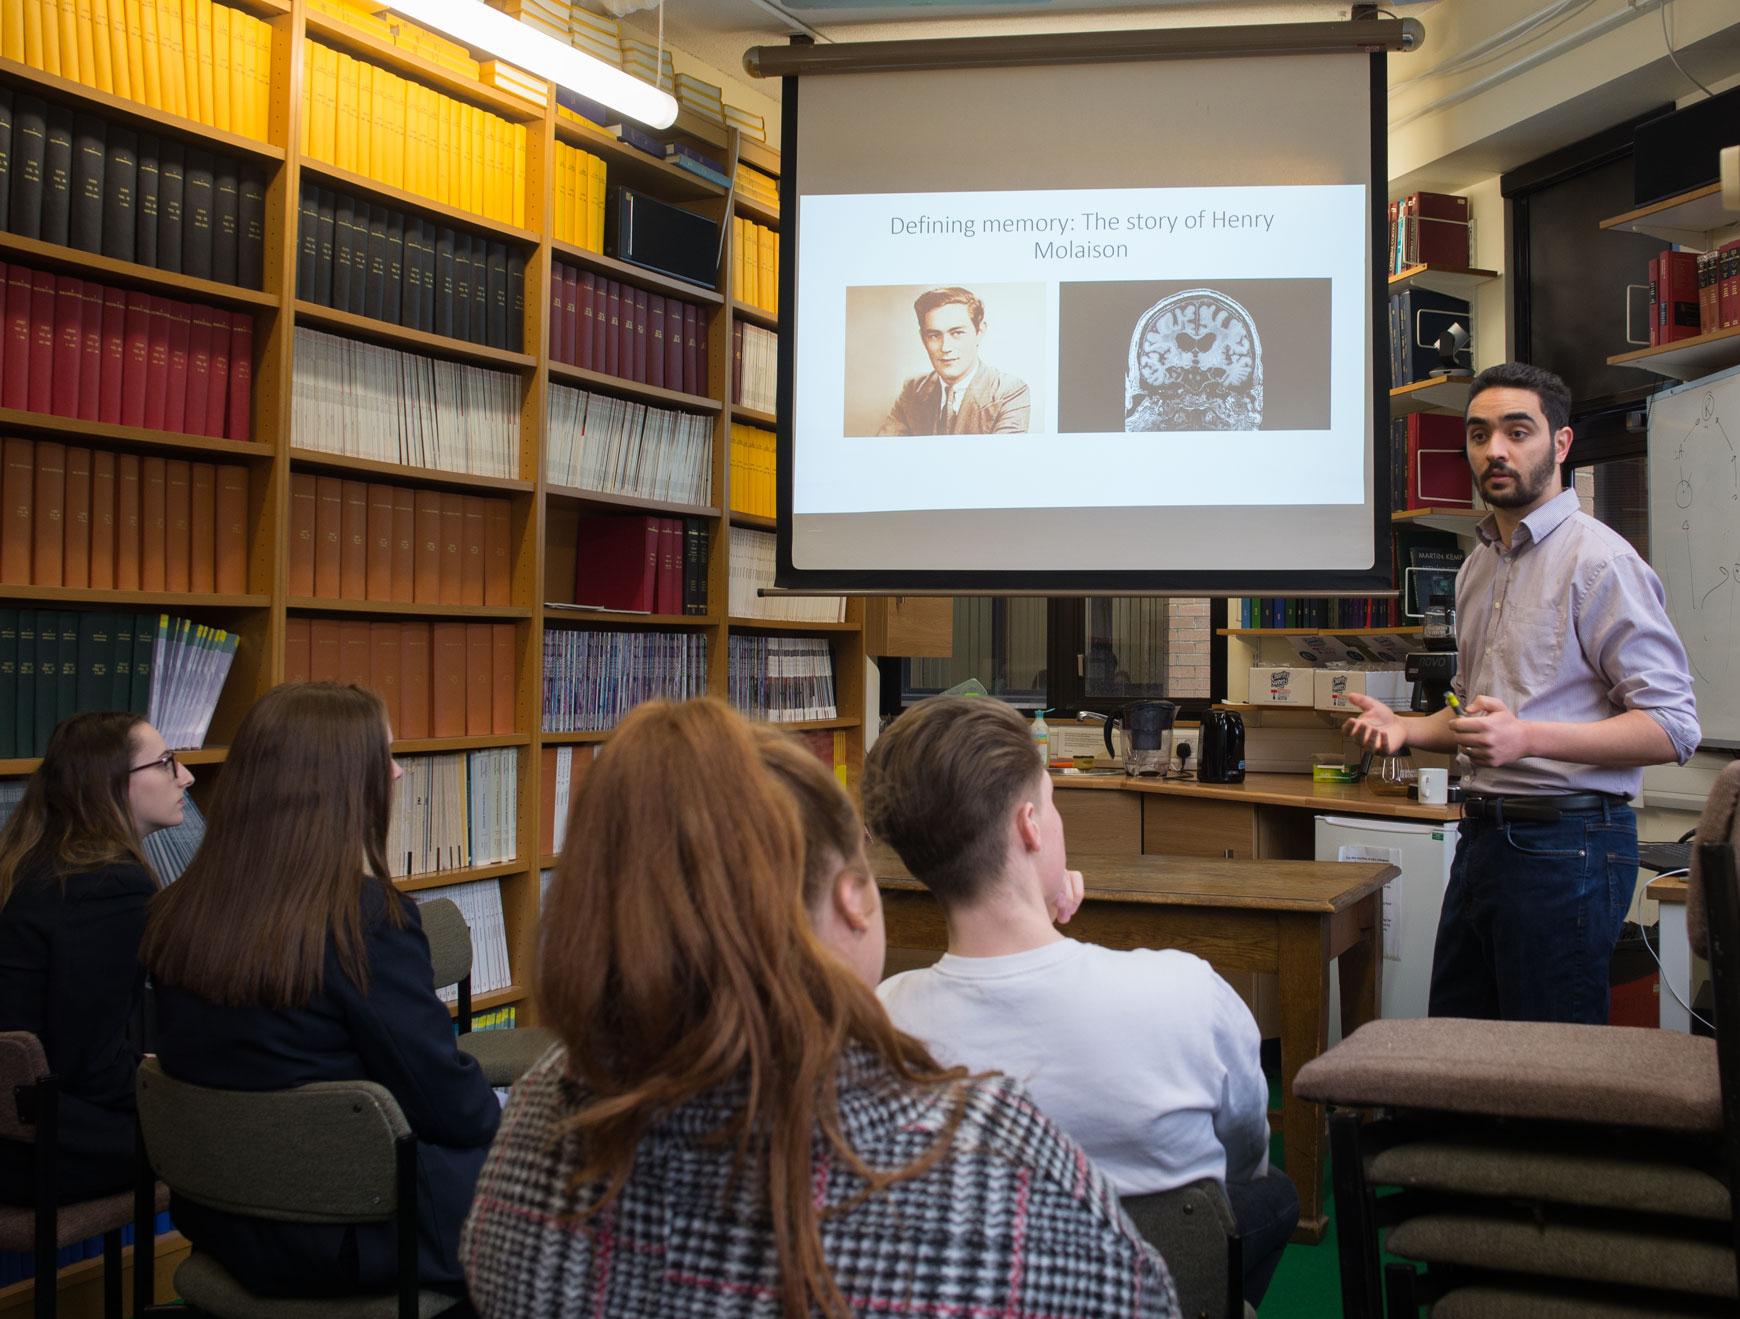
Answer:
[{"left": 794, "top": 183, "right": 1368, "bottom": 516}]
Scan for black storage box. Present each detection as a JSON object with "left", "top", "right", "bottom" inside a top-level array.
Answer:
[
  {"left": 604, "top": 186, "right": 719, "bottom": 290},
  {"left": 1633, "top": 84, "right": 1740, "bottom": 207}
]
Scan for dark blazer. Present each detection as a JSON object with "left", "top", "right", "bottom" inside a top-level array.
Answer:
[
  {"left": 153, "top": 883, "right": 500, "bottom": 1296},
  {"left": 0, "top": 858, "right": 153, "bottom": 1206},
  {"left": 876, "top": 362, "right": 1032, "bottom": 436}
]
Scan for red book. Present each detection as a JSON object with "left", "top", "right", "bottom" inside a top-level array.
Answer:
[
  {"left": 51, "top": 276, "right": 84, "bottom": 419},
  {"left": 340, "top": 479, "right": 368, "bottom": 600},
  {"left": 438, "top": 493, "right": 463, "bottom": 605},
  {"left": 27, "top": 271, "right": 56, "bottom": 415},
  {"left": 572, "top": 514, "right": 656, "bottom": 612},
  {"left": 665, "top": 296, "right": 682, "bottom": 392},
  {"left": 430, "top": 621, "right": 467, "bottom": 737},
  {"left": 1399, "top": 191, "right": 1470, "bottom": 269},
  {"left": 563, "top": 267, "right": 580, "bottom": 368},
  {"left": 460, "top": 495, "right": 486, "bottom": 606},
  {"left": 484, "top": 498, "right": 510, "bottom": 606},
  {"left": 31, "top": 441, "right": 65, "bottom": 587},
  {"left": 412, "top": 489, "right": 441, "bottom": 603},
  {"left": 288, "top": 473, "right": 317, "bottom": 597},
  {"left": 184, "top": 306, "right": 214, "bottom": 438},
  {"left": 2, "top": 265, "right": 32, "bottom": 411},
  {"left": 1658, "top": 250, "right": 1700, "bottom": 345},
  {"left": 369, "top": 621, "right": 402, "bottom": 732},
  {"left": 89, "top": 449, "right": 115, "bottom": 590},
  {"left": 0, "top": 438, "right": 31, "bottom": 585},
  {"left": 62, "top": 445, "right": 91, "bottom": 588},
  {"left": 164, "top": 459, "right": 192, "bottom": 592},
  {"left": 549, "top": 264, "right": 568, "bottom": 365},
  {"left": 631, "top": 287, "right": 648, "bottom": 383},
  {"left": 578, "top": 271, "right": 596, "bottom": 373},
  {"left": 214, "top": 464, "right": 247, "bottom": 593},
  {"left": 99, "top": 286, "right": 126, "bottom": 425},
  {"left": 121, "top": 292, "right": 151, "bottom": 428},
  {"left": 648, "top": 294, "right": 665, "bottom": 390},
  {"left": 284, "top": 617, "right": 312, "bottom": 684},
  {"left": 77, "top": 282, "right": 103, "bottom": 422},
  {"left": 227, "top": 315, "right": 252, "bottom": 441},
  {"left": 115, "top": 454, "right": 141, "bottom": 590},
  {"left": 162, "top": 299, "right": 192, "bottom": 434},
  {"left": 616, "top": 282, "right": 632, "bottom": 379},
  {"left": 465, "top": 623, "right": 491, "bottom": 735},
  {"left": 696, "top": 316, "right": 707, "bottom": 386},
  {"left": 681, "top": 304, "right": 698, "bottom": 395},
  {"left": 338, "top": 619, "right": 371, "bottom": 688},
  {"left": 1646, "top": 255, "right": 1660, "bottom": 348},
  {"left": 190, "top": 462, "right": 216, "bottom": 593},
  {"left": 490, "top": 622, "right": 514, "bottom": 735},
  {"left": 604, "top": 280, "right": 621, "bottom": 377},
  {"left": 314, "top": 476, "right": 343, "bottom": 598},
  {"left": 1406, "top": 414, "right": 1473, "bottom": 509},
  {"left": 366, "top": 482, "right": 394, "bottom": 601},
  {"left": 204, "top": 309, "right": 231, "bottom": 438},
  {"left": 143, "top": 296, "right": 172, "bottom": 431},
  {"left": 308, "top": 619, "right": 342, "bottom": 683},
  {"left": 390, "top": 486, "right": 414, "bottom": 602},
  {"left": 398, "top": 620, "right": 431, "bottom": 740}
]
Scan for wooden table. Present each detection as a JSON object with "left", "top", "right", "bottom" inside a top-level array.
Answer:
[{"left": 873, "top": 845, "right": 1400, "bottom": 1245}]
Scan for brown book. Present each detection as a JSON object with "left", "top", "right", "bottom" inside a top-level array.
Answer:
[
  {"left": 288, "top": 473, "right": 317, "bottom": 597},
  {"left": 366, "top": 483, "right": 394, "bottom": 602},
  {"left": 214, "top": 465, "right": 247, "bottom": 593},
  {"left": 164, "top": 459, "right": 192, "bottom": 592},
  {"left": 308, "top": 617, "right": 342, "bottom": 682},
  {"left": 140, "top": 456, "right": 168, "bottom": 591},
  {"left": 369, "top": 621, "right": 402, "bottom": 732},
  {"left": 31, "top": 441, "right": 66, "bottom": 587},
  {"left": 399, "top": 620, "right": 431, "bottom": 740},
  {"left": 1, "top": 439, "right": 33, "bottom": 586},
  {"left": 390, "top": 486, "right": 415, "bottom": 602},
  {"left": 484, "top": 498, "right": 510, "bottom": 606},
  {"left": 430, "top": 621, "right": 467, "bottom": 736},
  {"left": 438, "top": 493, "right": 463, "bottom": 606},
  {"left": 189, "top": 462, "right": 216, "bottom": 593},
  {"left": 284, "top": 616, "right": 313, "bottom": 684},
  {"left": 460, "top": 495, "right": 486, "bottom": 606},
  {"left": 491, "top": 622, "right": 515, "bottom": 735},
  {"left": 89, "top": 450, "right": 116, "bottom": 591},
  {"left": 340, "top": 479, "right": 368, "bottom": 600},
  {"left": 338, "top": 619, "right": 371, "bottom": 687},
  {"left": 115, "top": 454, "right": 141, "bottom": 591},
  {"left": 314, "top": 476, "right": 342, "bottom": 599},
  {"left": 538, "top": 745, "right": 560, "bottom": 857},
  {"left": 465, "top": 623, "right": 492, "bottom": 735},
  {"left": 413, "top": 489, "right": 442, "bottom": 604},
  {"left": 62, "top": 446, "right": 91, "bottom": 588}
]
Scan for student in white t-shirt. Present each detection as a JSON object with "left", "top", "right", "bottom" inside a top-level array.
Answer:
[{"left": 864, "top": 696, "right": 1299, "bottom": 1305}]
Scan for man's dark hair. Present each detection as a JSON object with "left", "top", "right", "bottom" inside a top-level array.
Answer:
[
  {"left": 1466, "top": 361, "right": 1572, "bottom": 434},
  {"left": 860, "top": 696, "right": 1043, "bottom": 910},
  {"left": 912, "top": 287, "right": 985, "bottom": 331}
]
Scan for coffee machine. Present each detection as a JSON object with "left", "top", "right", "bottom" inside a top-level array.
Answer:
[{"left": 1404, "top": 602, "right": 1458, "bottom": 712}]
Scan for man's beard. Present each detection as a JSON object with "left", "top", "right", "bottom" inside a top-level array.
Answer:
[{"left": 1478, "top": 449, "right": 1557, "bottom": 508}]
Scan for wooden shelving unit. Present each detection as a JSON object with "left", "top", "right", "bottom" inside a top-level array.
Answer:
[
  {"left": 1599, "top": 184, "right": 1740, "bottom": 381},
  {"left": 1606, "top": 324, "right": 1740, "bottom": 382},
  {"left": 1393, "top": 506, "right": 1485, "bottom": 536},
  {"left": 1218, "top": 627, "right": 1424, "bottom": 638},
  {"left": 1388, "top": 264, "right": 1500, "bottom": 298},
  {"left": 0, "top": 9, "right": 865, "bottom": 1044},
  {"left": 1389, "top": 375, "right": 1474, "bottom": 417}
]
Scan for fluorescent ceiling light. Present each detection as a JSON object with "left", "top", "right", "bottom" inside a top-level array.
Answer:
[{"left": 386, "top": 0, "right": 680, "bottom": 129}]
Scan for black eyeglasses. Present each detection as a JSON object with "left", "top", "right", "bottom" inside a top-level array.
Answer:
[{"left": 129, "top": 751, "right": 180, "bottom": 776}]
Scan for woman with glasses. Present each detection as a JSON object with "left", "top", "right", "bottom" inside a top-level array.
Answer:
[
  {"left": 0, "top": 711, "right": 194, "bottom": 1205},
  {"left": 142, "top": 682, "right": 497, "bottom": 1307},
  {"left": 463, "top": 701, "right": 1175, "bottom": 1319}
]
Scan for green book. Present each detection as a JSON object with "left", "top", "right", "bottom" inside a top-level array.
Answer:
[
  {"left": 35, "top": 612, "right": 60, "bottom": 757},
  {"left": 57, "top": 613, "right": 79, "bottom": 737},
  {"left": 131, "top": 613, "right": 159, "bottom": 718},
  {"left": 111, "top": 614, "right": 135, "bottom": 712},
  {"left": 15, "top": 611, "right": 36, "bottom": 763},
  {"left": 0, "top": 610, "right": 17, "bottom": 760},
  {"left": 76, "top": 611, "right": 114, "bottom": 714}
]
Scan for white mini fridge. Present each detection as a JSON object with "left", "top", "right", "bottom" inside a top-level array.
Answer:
[{"left": 1315, "top": 814, "right": 1457, "bottom": 1042}]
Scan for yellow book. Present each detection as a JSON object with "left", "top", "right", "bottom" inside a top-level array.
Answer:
[
  {"left": 209, "top": 2, "right": 229, "bottom": 130},
  {"left": 355, "top": 58, "right": 374, "bottom": 179},
  {"left": 335, "top": 50, "right": 358, "bottom": 173},
  {"left": 178, "top": 0, "right": 201, "bottom": 121},
  {"left": 402, "top": 82, "right": 422, "bottom": 197},
  {"left": 766, "top": 228, "right": 779, "bottom": 315},
  {"left": 235, "top": 13, "right": 257, "bottom": 140},
  {"left": 438, "top": 94, "right": 454, "bottom": 208},
  {"left": 471, "top": 107, "right": 486, "bottom": 218},
  {"left": 157, "top": 0, "right": 186, "bottom": 119},
  {"left": 51, "top": 0, "right": 78, "bottom": 82},
  {"left": 138, "top": 0, "right": 163, "bottom": 109},
  {"left": 456, "top": 101, "right": 472, "bottom": 213},
  {"left": 730, "top": 217, "right": 743, "bottom": 302},
  {"left": 484, "top": 112, "right": 500, "bottom": 223},
  {"left": 391, "top": 76, "right": 409, "bottom": 190},
  {"left": 98, "top": 0, "right": 128, "bottom": 98},
  {"left": 75, "top": 0, "right": 101, "bottom": 87},
  {"left": 194, "top": 0, "right": 216, "bottom": 127},
  {"left": 512, "top": 124, "right": 525, "bottom": 230},
  {"left": 310, "top": 41, "right": 337, "bottom": 163},
  {"left": 122, "top": 0, "right": 147, "bottom": 105},
  {"left": 255, "top": 20, "right": 274, "bottom": 141},
  {"left": 562, "top": 147, "right": 578, "bottom": 247},
  {"left": 16, "top": 0, "right": 39, "bottom": 68},
  {"left": 588, "top": 154, "right": 605, "bottom": 252}
]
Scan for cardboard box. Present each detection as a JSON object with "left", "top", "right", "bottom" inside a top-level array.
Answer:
[
  {"left": 1249, "top": 666, "right": 1313, "bottom": 706},
  {"left": 1314, "top": 668, "right": 1367, "bottom": 711}
]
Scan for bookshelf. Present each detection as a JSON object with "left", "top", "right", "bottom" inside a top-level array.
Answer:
[
  {"left": 0, "top": 2, "right": 867, "bottom": 1041},
  {"left": 1388, "top": 375, "right": 1474, "bottom": 417},
  {"left": 1599, "top": 184, "right": 1740, "bottom": 381}
]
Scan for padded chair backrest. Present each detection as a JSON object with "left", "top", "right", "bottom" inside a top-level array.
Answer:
[
  {"left": 0, "top": 1032, "right": 49, "bottom": 1142},
  {"left": 418, "top": 897, "right": 472, "bottom": 992},
  {"left": 1121, "top": 1179, "right": 1240, "bottom": 1319},
  {"left": 1689, "top": 760, "right": 1740, "bottom": 956},
  {"left": 136, "top": 1058, "right": 410, "bottom": 1223}
]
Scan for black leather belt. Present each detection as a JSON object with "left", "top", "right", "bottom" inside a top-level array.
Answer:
[{"left": 1461, "top": 792, "right": 1622, "bottom": 823}]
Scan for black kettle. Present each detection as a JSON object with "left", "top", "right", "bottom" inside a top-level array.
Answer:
[{"left": 1197, "top": 710, "right": 1245, "bottom": 783}]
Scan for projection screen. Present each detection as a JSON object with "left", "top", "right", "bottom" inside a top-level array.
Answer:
[{"left": 768, "top": 35, "right": 1395, "bottom": 594}]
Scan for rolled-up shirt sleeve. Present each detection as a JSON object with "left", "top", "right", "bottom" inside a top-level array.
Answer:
[{"left": 1578, "top": 553, "right": 1700, "bottom": 764}]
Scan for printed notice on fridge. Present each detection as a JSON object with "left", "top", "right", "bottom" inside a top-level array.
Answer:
[{"left": 793, "top": 184, "right": 1369, "bottom": 515}]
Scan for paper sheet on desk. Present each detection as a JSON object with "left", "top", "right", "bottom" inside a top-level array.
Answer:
[{"left": 1338, "top": 844, "right": 1403, "bottom": 960}]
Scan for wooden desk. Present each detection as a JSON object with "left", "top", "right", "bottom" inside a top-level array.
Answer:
[{"left": 873, "top": 844, "right": 1400, "bottom": 1245}]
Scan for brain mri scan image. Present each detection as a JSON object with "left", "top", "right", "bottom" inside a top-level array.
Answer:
[{"left": 1124, "top": 289, "right": 1264, "bottom": 431}]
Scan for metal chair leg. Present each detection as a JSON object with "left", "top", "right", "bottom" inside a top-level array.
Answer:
[{"left": 101, "top": 1230, "right": 122, "bottom": 1319}]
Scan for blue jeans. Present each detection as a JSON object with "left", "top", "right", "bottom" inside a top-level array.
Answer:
[
  {"left": 1224, "top": 1166, "right": 1300, "bottom": 1306},
  {"left": 1428, "top": 801, "right": 1638, "bottom": 1023}
]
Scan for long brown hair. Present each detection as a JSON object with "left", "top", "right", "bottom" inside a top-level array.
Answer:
[
  {"left": 141, "top": 683, "right": 399, "bottom": 1008},
  {"left": 540, "top": 700, "right": 966, "bottom": 1319},
  {"left": 0, "top": 711, "right": 156, "bottom": 907}
]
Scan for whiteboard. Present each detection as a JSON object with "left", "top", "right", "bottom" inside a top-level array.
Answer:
[{"left": 1648, "top": 365, "right": 1740, "bottom": 749}]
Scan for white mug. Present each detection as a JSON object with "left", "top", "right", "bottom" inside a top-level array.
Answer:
[{"left": 1417, "top": 767, "right": 1448, "bottom": 805}]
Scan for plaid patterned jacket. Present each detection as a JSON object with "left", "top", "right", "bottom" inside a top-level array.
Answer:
[{"left": 463, "top": 1045, "right": 1179, "bottom": 1318}]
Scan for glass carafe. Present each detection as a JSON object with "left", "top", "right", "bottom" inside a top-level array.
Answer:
[{"left": 1370, "top": 750, "right": 1418, "bottom": 797}]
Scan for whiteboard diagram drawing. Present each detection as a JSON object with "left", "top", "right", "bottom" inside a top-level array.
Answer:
[{"left": 1648, "top": 363, "right": 1740, "bottom": 749}]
